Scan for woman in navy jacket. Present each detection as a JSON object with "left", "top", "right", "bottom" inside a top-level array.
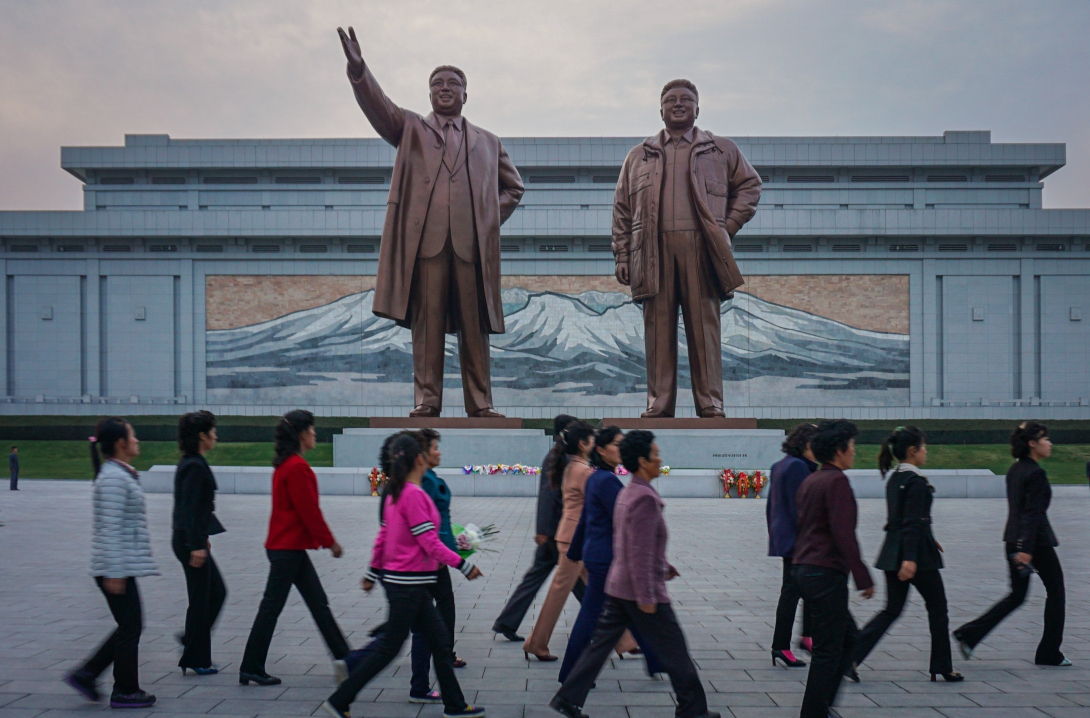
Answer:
[
  {"left": 559, "top": 426, "right": 662, "bottom": 683},
  {"left": 766, "top": 423, "right": 818, "bottom": 668}
]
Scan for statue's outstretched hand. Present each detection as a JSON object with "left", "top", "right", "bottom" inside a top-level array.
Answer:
[{"left": 337, "top": 26, "right": 364, "bottom": 77}]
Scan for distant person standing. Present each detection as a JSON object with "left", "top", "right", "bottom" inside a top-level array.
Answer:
[
  {"left": 239, "top": 410, "right": 350, "bottom": 687},
  {"left": 792, "top": 419, "right": 874, "bottom": 718},
  {"left": 63, "top": 418, "right": 158, "bottom": 709},
  {"left": 172, "top": 411, "right": 228, "bottom": 676},
  {"left": 1086, "top": 459, "right": 1089, "bottom": 490},
  {"left": 953, "top": 422, "right": 1069, "bottom": 666},
  {"left": 9, "top": 446, "right": 18, "bottom": 490},
  {"left": 766, "top": 423, "right": 818, "bottom": 668}
]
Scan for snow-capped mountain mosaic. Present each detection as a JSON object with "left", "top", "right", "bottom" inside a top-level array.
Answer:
[{"left": 206, "top": 288, "right": 909, "bottom": 409}]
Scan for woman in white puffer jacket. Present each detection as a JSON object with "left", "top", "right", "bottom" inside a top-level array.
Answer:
[{"left": 64, "top": 417, "right": 159, "bottom": 709}]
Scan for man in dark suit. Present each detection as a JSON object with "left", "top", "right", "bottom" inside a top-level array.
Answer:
[
  {"left": 8, "top": 447, "right": 17, "bottom": 490},
  {"left": 338, "top": 27, "right": 524, "bottom": 418}
]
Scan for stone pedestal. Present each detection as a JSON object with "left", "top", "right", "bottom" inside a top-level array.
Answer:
[
  {"left": 641, "top": 428, "right": 785, "bottom": 470},
  {"left": 333, "top": 427, "right": 551, "bottom": 469}
]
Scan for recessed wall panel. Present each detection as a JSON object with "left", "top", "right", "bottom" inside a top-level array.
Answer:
[
  {"left": 11, "top": 276, "right": 82, "bottom": 398},
  {"left": 104, "top": 275, "right": 175, "bottom": 399},
  {"left": 1040, "top": 276, "right": 1090, "bottom": 401},
  {"left": 941, "top": 276, "right": 1015, "bottom": 402}
]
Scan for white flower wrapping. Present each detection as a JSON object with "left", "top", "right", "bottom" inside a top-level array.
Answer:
[{"left": 452, "top": 522, "right": 499, "bottom": 558}]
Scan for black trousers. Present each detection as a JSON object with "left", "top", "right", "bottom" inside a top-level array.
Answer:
[
  {"left": 8, "top": 469, "right": 16, "bottom": 490},
  {"left": 172, "top": 532, "right": 228, "bottom": 669},
  {"left": 854, "top": 569, "right": 951, "bottom": 674},
  {"left": 772, "top": 557, "right": 813, "bottom": 650},
  {"left": 329, "top": 582, "right": 467, "bottom": 713},
  {"left": 410, "top": 565, "right": 456, "bottom": 695},
  {"left": 954, "top": 542, "right": 1066, "bottom": 664},
  {"left": 492, "top": 537, "right": 585, "bottom": 633},
  {"left": 555, "top": 598, "right": 708, "bottom": 718},
  {"left": 79, "top": 577, "right": 143, "bottom": 695},
  {"left": 794, "top": 565, "right": 858, "bottom": 718},
  {"left": 240, "top": 549, "right": 349, "bottom": 674}
]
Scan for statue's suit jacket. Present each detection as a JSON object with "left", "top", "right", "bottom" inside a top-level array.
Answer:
[
  {"left": 612, "top": 127, "right": 761, "bottom": 303},
  {"left": 349, "top": 65, "right": 524, "bottom": 333}
]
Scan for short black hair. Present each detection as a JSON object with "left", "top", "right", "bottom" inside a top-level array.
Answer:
[
  {"left": 619, "top": 430, "right": 655, "bottom": 475},
  {"left": 782, "top": 423, "right": 819, "bottom": 458},
  {"left": 810, "top": 420, "right": 858, "bottom": 464},
  {"left": 429, "top": 65, "right": 466, "bottom": 88},
  {"left": 1011, "top": 421, "right": 1048, "bottom": 459},
  {"left": 415, "top": 428, "right": 441, "bottom": 451},
  {"left": 178, "top": 410, "right": 216, "bottom": 455},
  {"left": 660, "top": 78, "right": 698, "bottom": 101},
  {"left": 592, "top": 425, "right": 624, "bottom": 471}
]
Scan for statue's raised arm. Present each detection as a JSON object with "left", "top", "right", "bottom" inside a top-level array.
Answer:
[{"left": 338, "top": 26, "right": 406, "bottom": 146}]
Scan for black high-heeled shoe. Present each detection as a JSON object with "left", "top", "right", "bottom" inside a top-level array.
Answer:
[
  {"left": 771, "top": 649, "right": 806, "bottom": 668},
  {"left": 845, "top": 663, "right": 860, "bottom": 682},
  {"left": 931, "top": 671, "right": 964, "bottom": 682},
  {"left": 238, "top": 671, "right": 281, "bottom": 686},
  {"left": 524, "top": 650, "right": 558, "bottom": 662}
]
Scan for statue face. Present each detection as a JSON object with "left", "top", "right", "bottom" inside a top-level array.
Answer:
[
  {"left": 660, "top": 86, "right": 699, "bottom": 132},
  {"left": 430, "top": 70, "right": 467, "bottom": 116}
]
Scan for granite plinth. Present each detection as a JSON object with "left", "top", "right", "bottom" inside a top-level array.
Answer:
[
  {"left": 601, "top": 417, "right": 758, "bottom": 429},
  {"left": 368, "top": 417, "right": 522, "bottom": 429},
  {"left": 140, "top": 465, "right": 1003, "bottom": 497},
  {"left": 333, "top": 427, "right": 552, "bottom": 469},
  {"left": 640, "top": 428, "right": 785, "bottom": 469}
]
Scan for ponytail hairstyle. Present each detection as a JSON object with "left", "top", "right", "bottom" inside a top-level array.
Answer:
[
  {"left": 91, "top": 416, "right": 133, "bottom": 475},
  {"left": 1011, "top": 421, "right": 1048, "bottom": 459},
  {"left": 380, "top": 432, "right": 423, "bottom": 504},
  {"left": 178, "top": 410, "right": 216, "bottom": 456},
  {"left": 543, "top": 414, "right": 577, "bottom": 490},
  {"left": 273, "top": 409, "right": 315, "bottom": 467},
  {"left": 561, "top": 420, "right": 595, "bottom": 457},
  {"left": 591, "top": 425, "right": 624, "bottom": 471},
  {"left": 877, "top": 425, "right": 926, "bottom": 477}
]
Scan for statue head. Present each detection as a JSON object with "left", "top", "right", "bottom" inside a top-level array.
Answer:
[
  {"left": 429, "top": 65, "right": 467, "bottom": 117},
  {"left": 660, "top": 79, "right": 699, "bottom": 133}
]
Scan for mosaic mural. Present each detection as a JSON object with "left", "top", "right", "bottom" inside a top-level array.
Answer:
[{"left": 205, "top": 275, "right": 910, "bottom": 409}]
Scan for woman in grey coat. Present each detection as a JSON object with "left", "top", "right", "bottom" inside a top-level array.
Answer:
[{"left": 64, "top": 418, "right": 159, "bottom": 709}]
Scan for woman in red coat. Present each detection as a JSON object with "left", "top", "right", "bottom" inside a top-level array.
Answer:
[{"left": 238, "top": 410, "right": 350, "bottom": 686}]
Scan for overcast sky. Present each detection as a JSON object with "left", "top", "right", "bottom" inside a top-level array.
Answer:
[{"left": 1, "top": 0, "right": 1088, "bottom": 210}]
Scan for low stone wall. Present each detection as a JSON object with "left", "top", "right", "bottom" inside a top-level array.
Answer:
[{"left": 142, "top": 466, "right": 1003, "bottom": 498}]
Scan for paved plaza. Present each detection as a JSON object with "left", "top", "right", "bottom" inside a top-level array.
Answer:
[{"left": 1, "top": 480, "right": 1089, "bottom": 718}]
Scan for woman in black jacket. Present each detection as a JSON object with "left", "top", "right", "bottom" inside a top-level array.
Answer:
[
  {"left": 954, "top": 422, "right": 1069, "bottom": 667},
  {"left": 171, "top": 410, "right": 227, "bottom": 675},
  {"left": 850, "top": 427, "right": 962, "bottom": 682}
]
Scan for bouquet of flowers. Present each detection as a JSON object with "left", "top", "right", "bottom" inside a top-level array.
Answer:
[
  {"left": 661, "top": 466, "right": 671, "bottom": 476},
  {"left": 369, "top": 468, "right": 386, "bottom": 496},
  {"left": 616, "top": 465, "right": 629, "bottom": 476},
  {"left": 451, "top": 522, "right": 500, "bottom": 558},
  {"left": 720, "top": 468, "right": 736, "bottom": 498},
  {"left": 737, "top": 471, "right": 751, "bottom": 498},
  {"left": 752, "top": 470, "right": 767, "bottom": 498},
  {"left": 462, "top": 464, "right": 540, "bottom": 475}
]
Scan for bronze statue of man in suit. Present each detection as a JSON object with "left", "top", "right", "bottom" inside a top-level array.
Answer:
[
  {"left": 613, "top": 80, "right": 762, "bottom": 418},
  {"left": 338, "top": 27, "right": 524, "bottom": 417}
]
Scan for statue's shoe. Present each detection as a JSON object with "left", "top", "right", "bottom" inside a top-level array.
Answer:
[
  {"left": 469, "top": 408, "right": 506, "bottom": 418},
  {"left": 699, "top": 408, "right": 726, "bottom": 418},
  {"left": 640, "top": 410, "right": 674, "bottom": 419},
  {"left": 410, "top": 404, "right": 440, "bottom": 417}
]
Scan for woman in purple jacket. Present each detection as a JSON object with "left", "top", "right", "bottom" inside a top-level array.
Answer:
[{"left": 766, "top": 423, "right": 818, "bottom": 668}]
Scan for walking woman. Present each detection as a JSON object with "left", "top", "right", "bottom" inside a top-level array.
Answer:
[
  {"left": 239, "top": 410, "right": 350, "bottom": 686},
  {"left": 953, "top": 422, "right": 1069, "bottom": 666},
  {"left": 523, "top": 420, "right": 595, "bottom": 661},
  {"left": 172, "top": 410, "right": 228, "bottom": 676},
  {"left": 850, "top": 426, "right": 962, "bottom": 682},
  {"left": 64, "top": 418, "right": 158, "bottom": 709},
  {"left": 560, "top": 425, "right": 663, "bottom": 683},
  {"left": 321, "top": 433, "right": 484, "bottom": 718},
  {"left": 766, "top": 423, "right": 818, "bottom": 668},
  {"left": 493, "top": 414, "right": 584, "bottom": 642}
]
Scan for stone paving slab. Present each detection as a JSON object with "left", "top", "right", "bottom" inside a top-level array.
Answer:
[{"left": 1, "top": 481, "right": 1088, "bottom": 718}]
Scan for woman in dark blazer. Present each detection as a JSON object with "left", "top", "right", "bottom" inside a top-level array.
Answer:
[
  {"left": 560, "top": 425, "right": 662, "bottom": 683},
  {"left": 766, "top": 423, "right": 818, "bottom": 668},
  {"left": 954, "top": 422, "right": 1069, "bottom": 666},
  {"left": 171, "top": 411, "right": 227, "bottom": 675},
  {"left": 851, "top": 426, "right": 962, "bottom": 682}
]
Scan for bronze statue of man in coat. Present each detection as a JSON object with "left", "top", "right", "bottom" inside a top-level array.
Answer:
[
  {"left": 613, "top": 80, "right": 762, "bottom": 418},
  {"left": 339, "top": 27, "right": 524, "bottom": 417}
]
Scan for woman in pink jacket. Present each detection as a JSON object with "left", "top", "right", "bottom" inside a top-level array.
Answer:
[{"left": 321, "top": 433, "right": 484, "bottom": 718}]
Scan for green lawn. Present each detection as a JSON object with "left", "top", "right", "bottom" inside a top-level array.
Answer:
[
  {"left": 9, "top": 441, "right": 333, "bottom": 480},
  {"left": 9, "top": 441, "right": 1089, "bottom": 484}
]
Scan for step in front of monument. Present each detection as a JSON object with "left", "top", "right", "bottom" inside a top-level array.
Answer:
[
  {"left": 601, "top": 417, "right": 759, "bottom": 430},
  {"left": 334, "top": 427, "right": 552, "bottom": 468},
  {"left": 368, "top": 417, "right": 523, "bottom": 429}
]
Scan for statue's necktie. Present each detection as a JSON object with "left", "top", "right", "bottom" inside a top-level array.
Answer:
[{"left": 443, "top": 122, "right": 459, "bottom": 171}]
